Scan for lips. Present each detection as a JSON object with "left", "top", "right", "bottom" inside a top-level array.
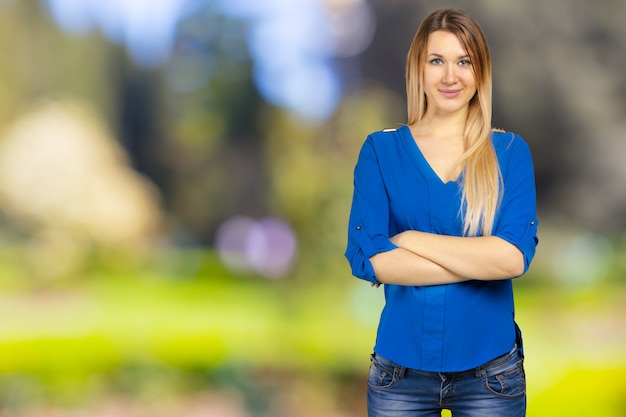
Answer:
[{"left": 439, "top": 89, "right": 462, "bottom": 98}]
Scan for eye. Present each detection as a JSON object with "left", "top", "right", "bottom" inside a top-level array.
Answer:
[
  {"left": 429, "top": 58, "right": 443, "bottom": 65},
  {"left": 459, "top": 59, "right": 471, "bottom": 66}
]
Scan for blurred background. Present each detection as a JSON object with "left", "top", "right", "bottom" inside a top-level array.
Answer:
[{"left": 0, "top": 0, "right": 624, "bottom": 415}]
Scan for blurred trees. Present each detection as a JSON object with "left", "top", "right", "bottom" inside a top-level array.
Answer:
[
  {"left": 159, "top": 10, "right": 267, "bottom": 244},
  {"left": 0, "top": 1, "right": 624, "bottom": 415},
  {"left": 0, "top": 0, "right": 625, "bottom": 273},
  {"left": 0, "top": 100, "right": 164, "bottom": 279},
  {"left": 0, "top": 0, "right": 113, "bottom": 126}
]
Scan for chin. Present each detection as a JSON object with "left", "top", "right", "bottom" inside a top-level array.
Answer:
[{"left": 437, "top": 104, "right": 468, "bottom": 114}]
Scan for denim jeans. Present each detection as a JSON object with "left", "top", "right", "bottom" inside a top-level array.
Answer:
[{"left": 367, "top": 345, "right": 526, "bottom": 417}]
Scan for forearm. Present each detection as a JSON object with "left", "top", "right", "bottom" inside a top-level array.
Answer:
[
  {"left": 392, "top": 231, "right": 524, "bottom": 280},
  {"left": 370, "top": 248, "right": 467, "bottom": 286}
]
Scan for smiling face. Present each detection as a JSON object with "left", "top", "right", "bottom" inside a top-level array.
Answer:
[{"left": 422, "top": 30, "right": 477, "bottom": 117}]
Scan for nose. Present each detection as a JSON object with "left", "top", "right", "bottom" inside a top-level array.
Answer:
[{"left": 442, "top": 64, "right": 458, "bottom": 84}]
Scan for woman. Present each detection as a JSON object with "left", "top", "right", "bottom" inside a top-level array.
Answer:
[{"left": 345, "top": 8, "right": 538, "bottom": 417}]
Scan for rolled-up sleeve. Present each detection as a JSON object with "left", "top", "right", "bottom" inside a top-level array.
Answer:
[
  {"left": 344, "top": 137, "right": 397, "bottom": 283},
  {"left": 493, "top": 135, "right": 539, "bottom": 275}
]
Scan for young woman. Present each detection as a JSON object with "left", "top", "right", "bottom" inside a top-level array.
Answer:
[{"left": 345, "top": 8, "right": 538, "bottom": 417}]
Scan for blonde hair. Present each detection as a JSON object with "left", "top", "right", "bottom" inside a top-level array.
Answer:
[{"left": 406, "top": 8, "right": 501, "bottom": 236}]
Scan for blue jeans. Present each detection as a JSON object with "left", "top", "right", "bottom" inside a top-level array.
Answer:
[{"left": 367, "top": 345, "right": 526, "bottom": 417}]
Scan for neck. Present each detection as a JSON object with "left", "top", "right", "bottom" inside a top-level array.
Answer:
[{"left": 414, "top": 107, "right": 468, "bottom": 138}]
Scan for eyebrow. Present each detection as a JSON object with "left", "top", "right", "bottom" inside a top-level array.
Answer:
[{"left": 428, "top": 53, "right": 470, "bottom": 59}]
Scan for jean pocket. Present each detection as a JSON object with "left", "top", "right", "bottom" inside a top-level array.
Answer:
[
  {"left": 483, "top": 357, "right": 526, "bottom": 398},
  {"left": 368, "top": 354, "right": 399, "bottom": 390}
]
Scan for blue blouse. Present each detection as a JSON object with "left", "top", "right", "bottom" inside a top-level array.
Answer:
[{"left": 345, "top": 125, "right": 538, "bottom": 372}]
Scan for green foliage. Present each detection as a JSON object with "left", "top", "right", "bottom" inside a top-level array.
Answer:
[
  {"left": 0, "top": 249, "right": 625, "bottom": 416},
  {"left": 530, "top": 367, "right": 626, "bottom": 416},
  {"left": 0, "top": 249, "right": 372, "bottom": 406}
]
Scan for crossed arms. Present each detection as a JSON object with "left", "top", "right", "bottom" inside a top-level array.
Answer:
[{"left": 370, "top": 230, "right": 524, "bottom": 286}]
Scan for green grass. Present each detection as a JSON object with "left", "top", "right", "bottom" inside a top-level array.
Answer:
[{"left": 0, "top": 250, "right": 624, "bottom": 416}]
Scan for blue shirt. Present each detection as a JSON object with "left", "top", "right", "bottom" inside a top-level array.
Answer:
[{"left": 345, "top": 125, "right": 538, "bottom": 372}]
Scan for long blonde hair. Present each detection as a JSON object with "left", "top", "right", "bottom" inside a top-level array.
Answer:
[{"left": 406, "top": 8, "right": 501, "bottom": 236}]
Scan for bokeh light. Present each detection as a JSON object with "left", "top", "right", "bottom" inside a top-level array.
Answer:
[
  {"left": 42, "top": 0, "right": 200, "bottom": 67},
  {"left": 43, "top": 0, "right": 377, "bottom": 121},
  {"left": 551, "top": 233, "right": 615, "bottom": 287},
  {"left": 215, "top": 215, "right": 297, "bottom": 279}
]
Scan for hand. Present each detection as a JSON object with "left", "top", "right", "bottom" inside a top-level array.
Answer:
[{"left": 370, "top": 282, "right": 381, "bottom": 288}]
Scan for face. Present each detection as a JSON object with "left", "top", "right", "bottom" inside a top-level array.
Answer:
[{"left": 422, "top": 30, "right": 477, "bottom": 116}]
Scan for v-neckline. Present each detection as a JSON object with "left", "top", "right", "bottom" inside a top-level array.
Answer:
[{"left": 399, "top": 125, "right": 461, "bottom": 186}]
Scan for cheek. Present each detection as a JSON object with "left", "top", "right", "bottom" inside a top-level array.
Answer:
[
  {"left": 423, "top": 67, "right": 443, "bottom": 84},
  {"left": 464, "top": 76, "right": 477, "bottom": 94},
  {"left": 463, "top": 71, "right": 476, "bottom": 83}
]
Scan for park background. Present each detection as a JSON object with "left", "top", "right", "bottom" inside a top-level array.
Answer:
[{"left": 0, "top": 0, "right": 624, "bottom": 415}]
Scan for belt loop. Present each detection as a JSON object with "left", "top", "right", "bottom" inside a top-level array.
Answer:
[{"left": 396, "top": 366, "right": 407, "bottom": 378}]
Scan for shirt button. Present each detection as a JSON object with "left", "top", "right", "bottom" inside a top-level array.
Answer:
[
  {"left": 530, "top": 221, "right": 536, "bottom": 225},
  {"left": 356, "top": 225, "right": 362, "bottom": 230}
]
